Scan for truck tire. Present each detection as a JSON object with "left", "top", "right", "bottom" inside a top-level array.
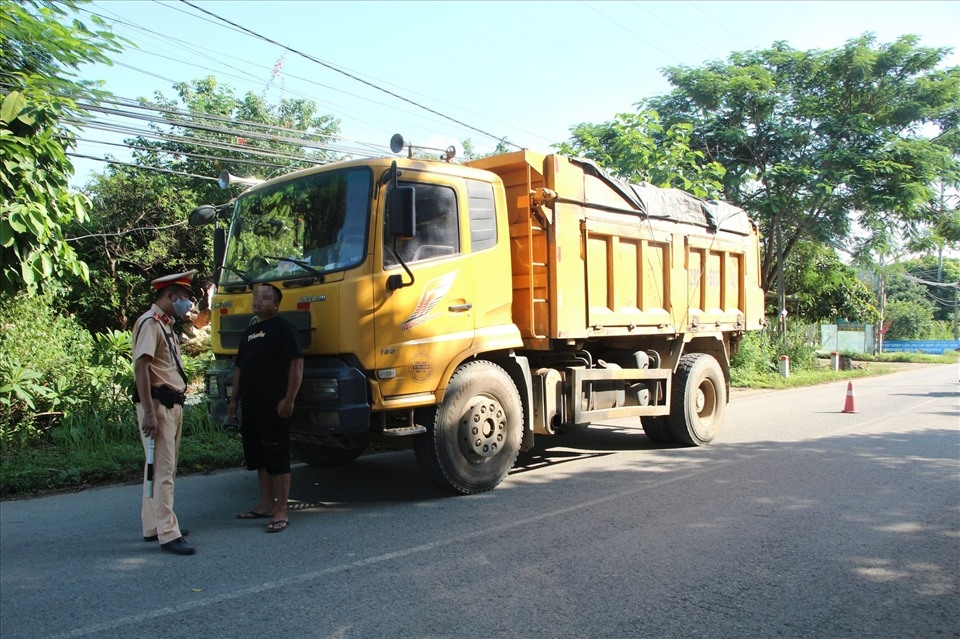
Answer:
[
  {"left": 642, "top": 416, "right": 676, "bottom": 444},
  {"left": 293, "top": 440, "right": 368, "bottom": 466},
  {"left": 413, "top": 360, "right": 523, "bottom": 494},
  {"left": 668, "top": 353, "right": 726, "bottom": 446}
]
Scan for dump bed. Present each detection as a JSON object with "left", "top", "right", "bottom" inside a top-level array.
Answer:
[{"left": 467, "top": 151, "right": 766, "bottom": 348}]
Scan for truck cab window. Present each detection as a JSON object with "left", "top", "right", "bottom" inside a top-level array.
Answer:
[
  {"left": 222, "top": 168, "right": 372, "bottom": 284},
  {"left": 383, "top": 182, "right": 460, "bottom": 268}
]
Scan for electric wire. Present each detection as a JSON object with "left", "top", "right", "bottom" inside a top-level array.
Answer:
[
  {"left": 579, "top": 1, "right": 686, "bottom": 65},
  {"left": 176, "top": 0, "right": 522, "bottom": 150},
  {"left": 73, "top": 5, "right": 505, "bottom": 154}
]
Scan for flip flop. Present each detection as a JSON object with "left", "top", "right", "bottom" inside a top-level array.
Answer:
[
  {"left": 266, "top": 519, "right": 289, "bottom": 533},
  {"left": 237, "top": 510, "right": 272, "bottom": 519}
]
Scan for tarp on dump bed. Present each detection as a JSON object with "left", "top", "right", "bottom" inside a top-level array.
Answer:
[{"left": 574, "top": 158, "right": 755, "bottom": 235}]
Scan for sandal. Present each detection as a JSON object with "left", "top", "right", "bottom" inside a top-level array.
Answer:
[
  {"left": 266, "top": 519, "right": 289, "bottom": 533},
  {"left": 237, "top": 510, "right": 272, "bottom": 519}
]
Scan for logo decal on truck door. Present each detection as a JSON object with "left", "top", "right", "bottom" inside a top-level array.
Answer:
[
  {"left": 401, "top": 272, "right": 457, "bottom": 332},
  {"left": 410, "top": 351, "right": 433, "bottom": 382}
]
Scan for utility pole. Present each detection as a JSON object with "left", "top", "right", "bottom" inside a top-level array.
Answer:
[
  {"left": 953, "top": 282, "right": 958, "bottom": 341},
  {"left": 877, "top": 254, "right": 886, "bottom": 355},
  {"left": 776, "top": 218, "right": 786, "bottom": 342}
]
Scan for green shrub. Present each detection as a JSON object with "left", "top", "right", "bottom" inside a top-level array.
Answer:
[
  {"left": 0, "top": 293, "right": 95, "bottom": 451},
  {"left": 731, "top": 330, "right": 777, "bottom": 373},
  {"left": 731, "top": 323, "right": 819, "bottom": 386},
  {"left": 884, "top": 299, "right": 935, "bottom": 340}
]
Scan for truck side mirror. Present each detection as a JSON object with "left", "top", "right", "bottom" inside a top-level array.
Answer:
[
  {"left": 189, "top": 204, "right": 218, "bottom": 227},
  {"left": 388, "top": 186, "right": 416, "bottom": 239}
]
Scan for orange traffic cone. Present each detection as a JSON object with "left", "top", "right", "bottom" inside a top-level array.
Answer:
[{"left": 841, "top": 381, "right": 858, "bottom": 413}]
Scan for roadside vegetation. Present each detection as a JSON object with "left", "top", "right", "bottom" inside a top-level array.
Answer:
[
  {"left": 0, "top": 291, "right": 243, "bottom": 497},
  {"left": 729, "top": 329, "right": 958, "bottom": 389}
]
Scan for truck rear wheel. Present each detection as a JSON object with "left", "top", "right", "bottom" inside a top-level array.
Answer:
[
  {"left": 293, "top": 440, "right": 368, "bottom": 466},
  {"left": 414, "top": 360, "right": 523, "bottom": 494},
  {"left": 668, "top": 353, "right": 726, "bottom": 446}
]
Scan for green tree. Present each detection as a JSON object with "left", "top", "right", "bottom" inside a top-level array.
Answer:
[
  {"left": 782, "top": 242, "right": 879, "bottom": 324},
  {"left": 0, "top": 0, "right": 126, "bottom": 295},
  {"left": 642, "top": 34, "right": 960, "bottom": 294},
  {"left": 135, "top": 76, "right": 340, "bottom": 203},
  {"left": 65, "top": 167, "right": 200, "bottom": 332},
  {"left": 890, "top": 256, "right": 960, "bottom": 323},
  {"left": 66, "top": 78, "right": 341, "bottom": 332},
  {"left": 555, "top": 110, "right": 727, "bottom": 199},
  {"left": 884, "top": 298, "right": 936, "bottom": 340}
]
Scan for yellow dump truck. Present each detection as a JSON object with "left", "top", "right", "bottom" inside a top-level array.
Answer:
[{"left": 190, "top": 147, "right": 765, "bottom": 494}]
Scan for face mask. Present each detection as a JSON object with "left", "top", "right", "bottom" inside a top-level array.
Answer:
[{"left": 172, "top": 297, "right": 193, "bottom": 317}]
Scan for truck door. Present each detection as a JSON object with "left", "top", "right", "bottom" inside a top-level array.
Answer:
[{"left": 373, "top": 179, "right": 475, "bottom": 399}]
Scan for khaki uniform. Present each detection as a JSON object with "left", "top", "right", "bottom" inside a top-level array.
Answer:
[{"left": 133, "top": 304, "right": 187, "bottom": 544}]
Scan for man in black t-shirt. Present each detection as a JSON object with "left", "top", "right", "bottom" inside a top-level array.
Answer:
[{"left": 228, "top": 283, "right": 303, "bottom": 533}]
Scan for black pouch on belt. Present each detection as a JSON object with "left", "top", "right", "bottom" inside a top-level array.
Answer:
[{"left": 151, "top": 386, "right": 186, "bottom": 408}]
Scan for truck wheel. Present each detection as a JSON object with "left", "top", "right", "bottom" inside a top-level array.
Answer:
[
  {"left": 413, "top": 361, "right": 523, "bottom": 494},
  {"left": 668, "top": 353, "right": 726, "bottom": 446},
  {"left": 293, "top": 440, "right": 368, "bottom": 466},
  {"left": 642, "top": 416, "right": 676, "bottom": 444}
]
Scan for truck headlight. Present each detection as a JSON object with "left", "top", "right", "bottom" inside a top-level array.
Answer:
[{"left": 302, "top": 378, "right": 339, "bottom": 400}]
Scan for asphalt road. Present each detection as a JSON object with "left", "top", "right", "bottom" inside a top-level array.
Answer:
[{"left": 2, "top": 364, "right": 958, "bottom": 639}]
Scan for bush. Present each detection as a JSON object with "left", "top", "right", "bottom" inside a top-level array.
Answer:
[
  {"left": 0, "top": 292, "right": 95, "bottom": 451},
  {"left": 884, "top": 299, "right": 936, "bottom": 340},
  {"left": 731, "top": 323, "right": 818, "bottom": 385}
]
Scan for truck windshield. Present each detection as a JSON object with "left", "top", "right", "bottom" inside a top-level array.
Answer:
[{"left": 221, "top": 167, "right": 372, "bottom": 285}]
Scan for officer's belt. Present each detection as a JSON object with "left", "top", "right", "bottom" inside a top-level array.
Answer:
[{"left": 134, "top": 385, "right": 186, "bottom": 408}]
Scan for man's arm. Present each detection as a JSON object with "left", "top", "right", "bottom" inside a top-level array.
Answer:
[
  {"left": 277, "top": 357, "right": 303, "bottom": 418},
  {"left": 227, "top": 366, "right": 241, "bottom": 420},
  {"left": 135, "top": 355, "right": 158, "bottom": 437}
]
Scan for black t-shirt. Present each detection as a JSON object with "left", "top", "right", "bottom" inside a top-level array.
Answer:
[{"left": 235, "top": 315, "right": 303, "bottom": 403}]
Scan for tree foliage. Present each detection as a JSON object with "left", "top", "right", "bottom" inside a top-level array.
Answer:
[
  {"left": 782, "top": 242, "right": 879, "bottom": 324},
  {"left": 0, "top": 0, "right": 125, "bottom": 295},
  {"left": 555, "top": 110, "right": 727, "bottom": 199},
  {"left": 66, "top": 77, "right": 341, "bottom": 332},
  {"left": 134, "top": 75, "right": 340, "bottom": 202},
  {"left": 883, "top": 298, "right": 936, "bottom": 340},
  {"left": 887, "top": 256, "right": 959, "bottom": 323},
  {"left": 641, "top": 34, "right": 960, "bottom": 293}
]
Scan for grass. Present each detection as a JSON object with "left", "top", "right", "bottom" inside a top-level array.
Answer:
[
  {"left": 732, "top": 350, "right": 958, "bottom": 389},
  {"left": 0, "top": 404, "right": 244, "bottom": 499},
  {"left": 1, "top": 350, "right": 956, "bottom": 499}
]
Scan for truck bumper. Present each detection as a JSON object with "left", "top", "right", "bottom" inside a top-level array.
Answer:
[{"left": 204, "top": 357, "right": 371, "bottom": 435}]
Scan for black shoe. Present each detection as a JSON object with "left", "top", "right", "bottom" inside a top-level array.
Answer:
[
  {"left": 160, "top": 537, "right": 196, "bottom": 555},
  {"left": 144, "top": 528, "right": 189, "bottom": 542}
]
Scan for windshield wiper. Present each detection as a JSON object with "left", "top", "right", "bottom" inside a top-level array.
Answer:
[
  {"left": 218, "top": 265, "right": 253, "bottom": 291},
  {"left": 263, "top": 255, "right": 326, "bottom": 280}
]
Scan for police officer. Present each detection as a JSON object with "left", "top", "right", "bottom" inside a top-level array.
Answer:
[{"left": 133, "top": 270, "right": 197, "bottom": 555}]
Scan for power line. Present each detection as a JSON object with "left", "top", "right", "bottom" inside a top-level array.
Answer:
[
  {"left": 79, "top": 2, "right": 553, "bottom": 154},
  {"left": 81, "top": 6, "right": 494, "bottom": 151},
  {"left": 628, "top": 1, "right": 720, "bottom": 60},
  {"left": 176, "top": 0, "right": 521, "bottom": 150},
  {"left": 685, "top": 1, "right": 753, "bottom": 49},
  {"left": 66, "top": 153, "right": 220, "bottom": 181},
  {"left": 71, "top": 137, "right": 292, "bottom": 169},
  {"left": 579, "top": 1, "right": 685, "bottom": 65}
]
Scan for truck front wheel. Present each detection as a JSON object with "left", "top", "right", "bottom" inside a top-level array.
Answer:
[
  {"left": 414, "top": 361, "right": 523, "bottom": 494},
  {"left": 668, "top": 353, "right": 726, "bottom": 446}
]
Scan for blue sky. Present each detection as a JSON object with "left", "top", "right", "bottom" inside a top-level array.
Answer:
[{"left": 70, "top": 0, "right": 960, "bottom": 186}]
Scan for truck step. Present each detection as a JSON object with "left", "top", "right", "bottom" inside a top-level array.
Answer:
[{"left": 381, "top": 425, "right": 427, "bottom": 437}]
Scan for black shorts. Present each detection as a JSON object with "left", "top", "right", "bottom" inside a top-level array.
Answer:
[{"left": 240, "top": 399, "right": 291, "bottom": 475}]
